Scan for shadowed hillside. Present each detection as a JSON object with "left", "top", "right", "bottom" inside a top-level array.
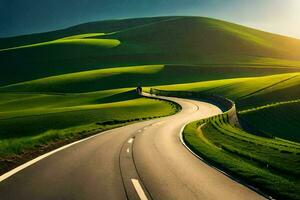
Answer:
[{"left": 1, "top": 16, "right": 300, "bottom": 86}]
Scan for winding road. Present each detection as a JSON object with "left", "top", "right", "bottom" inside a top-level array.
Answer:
[{"left": 0, "top": 94, "right": 265, "bottom": 200}]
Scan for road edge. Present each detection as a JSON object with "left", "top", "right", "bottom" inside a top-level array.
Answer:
[
  {"left": 0, "top": 129, "right": 117, "bottom": 182},
  {"left": 178, "top": 123, "right": 274, "bottom": 200}
]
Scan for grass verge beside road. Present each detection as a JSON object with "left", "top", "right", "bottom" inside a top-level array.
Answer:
[{"left": 183, "top": 114, "right": 300, "bottom": 200}]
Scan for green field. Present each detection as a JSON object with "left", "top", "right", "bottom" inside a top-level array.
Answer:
[
  {"left": 1, "top": 16, "right": 300, "bottom": 86},
  {"left": 0, "top": 89, "right": 178, "bottom": 158},
  {"left": 1, "top": 15, "right": 300, "bottom": 197},
  {"left": 0, "top": 33, "right": 119, "bottom": 52},
  {"left": 239, "top": 100, "right": 300, "bottom": 142},
  {"left": 1, "top": 65, "right": 299, "bottom": 93}
]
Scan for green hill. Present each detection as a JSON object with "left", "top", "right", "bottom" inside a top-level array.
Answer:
[
  {"left": 0, "top": 17, "right": 173, "bottom": 49},
  {"left": 112, "top": 16, "right": 300, "bottom": 59},
  {"left": 0, "top": 88, "right": 178, "bottom": 159},
  {"left": 1, "top": 64, "right": 298, "bottom": 93},
  {"left": 155, "top": 73, "right": 300, "bottom": 103},
  {"left": 154, "top": 72, "right": 300, "bottom": 140},
  {"left": 1, "top": 16, "right": 300, "bottom": 86},
  {"left": 239, "top": 100, "right": 300, "bottom": 141}
]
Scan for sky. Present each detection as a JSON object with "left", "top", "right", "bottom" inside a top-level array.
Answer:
[{"left": 0, "top": 0, "right": 299, "bottom": 39}]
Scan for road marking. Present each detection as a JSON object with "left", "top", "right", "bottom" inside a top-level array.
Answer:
[
  {"left": 131, "top": 179, "right": 148, "bottom": 200},
  {"left": 127, "top": 148, "right": 130, "bottom": 153},
  {"left": 0, "top": 130, "right": 108, "bottom": 182},
  {"left": 128, "top": 138, "right": 134, "bottom": 143}
]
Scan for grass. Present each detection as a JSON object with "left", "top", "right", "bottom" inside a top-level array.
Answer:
[
  {"left": 0, "top": 38, "right": 120, "bottom": 52},
  {"left": 0, "top": 64, "right": 299, "bottom": 93},
  {"left": 183, "top": 115, "right": 300, "bottom": 200},
  {"left": 112, "top": 16, "right": 300, "bottom": 59},
  {"left": 58, "top": 33, "right": 106, "bottom": 40},
  {"left": 154, "top": 73, "right": 300, "bottom": 140},
  {"left": 1, "top": 16, "right": 300, "bottom": 86},
  {"left": 239, "top": 99, "right": 300, "bottom": 114},
  {"left": 0, "top": 88, "right": 133, "bottom": 113},
  {"left": 0, "top": 89, "right": 179, "bottom": 158},
  {"left": 156, "top": 73, "right": 300, "bottom": 107},
  {"left": 0, "top": 65, "right": 164, "bottom": 92},
  {"left": 0, "top": 17, "right": 174, "bottom": 49},
  {"left": 239, "top": 100, "right": 300, "bottom": 142}
]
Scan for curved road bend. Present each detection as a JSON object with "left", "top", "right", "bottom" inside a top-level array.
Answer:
[{"left": 0, "top": 94, "right": 265, "bottom": 200}]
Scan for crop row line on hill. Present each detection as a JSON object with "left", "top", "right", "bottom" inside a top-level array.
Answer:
[
  {"left": 238, "top": 74, "right": 299, "bottom": 100},
  {"left": 239, "top": 99, "right": 300, "bottom": 114}
]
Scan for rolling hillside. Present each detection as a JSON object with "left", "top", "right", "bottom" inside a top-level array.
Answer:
[
  {"left": 1, "top": 16, "right": 300, "bottom": 86},
  {"left": 239, "top": 100, "right": 300, "bottom": 141},
  {"left": 0, "top": 17, "right": 173, "bottom": 49},
  {"left": 0, "top": 89, "right": 178, "bottom": 158},
  {"left": 184, "top": 115, "right": 300, "bottom": 200},
  {"left": 0, "top": 65, "right": 298, "bottom": 93},
  {"left": 155, "top": 73, "right": 300, "bottom": 141},
  {"left": 155, "top": 73, "right": 300, "bottom": 103}
]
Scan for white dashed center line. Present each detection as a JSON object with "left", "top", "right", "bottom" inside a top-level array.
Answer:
[
  {"left": 131, "top": 179, "right": 148, "bottom": 200},
  {"left": 128, "top": 138, "right": 134, "bottom": 143}
]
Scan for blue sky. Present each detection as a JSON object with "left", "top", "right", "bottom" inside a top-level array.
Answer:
[{"left": 0, "top": 0, "right": 299, "bottom": 38}]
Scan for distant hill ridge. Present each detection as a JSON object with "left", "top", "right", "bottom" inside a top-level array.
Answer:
[
  {"left": 1, "top": 16, "right": 300, "bottom": 86},
  {"left": 1, "top": 16, "right": 300, "bottom": 59}
]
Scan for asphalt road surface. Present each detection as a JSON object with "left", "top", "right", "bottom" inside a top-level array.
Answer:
[{"left": 0, "top": 94, "right": 266, "bottom": 200}]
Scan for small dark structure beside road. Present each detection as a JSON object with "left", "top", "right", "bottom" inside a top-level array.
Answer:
[{"left": 136, "top": 84, "right": 142, "bottom": 94}]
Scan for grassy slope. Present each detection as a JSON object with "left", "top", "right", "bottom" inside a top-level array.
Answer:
[
  {"left": 112, "top": 16, "right": 300, "bottom": 59},
  {"left": 0, "top": 17, "right": 178, "bottom": 85},
  {"left": 184, "top": 118, "right": 300, "bottom": 200},
  {"left": 1, "top": 16, "right": 300, "bottom": 86},
  {"left": 156, "top": 73, "right": 300, "bottom": 105},
  {"left": 0, "top": 89, "right": 178, "bottom": 158},
  {"left": 155, "top": 73, "right": 300, "bottom": 140},
  {"left": 239, "top": 100, "right": 300, "bottom": 141},
  {"left": 0, "top": 39, "right": 120, "bottom": 51},
  {"left": 0, "top": 17, "right": 175, "bottom": 49},
  {"left": 0, "top": 65, "right": 164, "bottom": 92},
  {"left": 0, "top": 65, "right": 299, "bottom": 93}
]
